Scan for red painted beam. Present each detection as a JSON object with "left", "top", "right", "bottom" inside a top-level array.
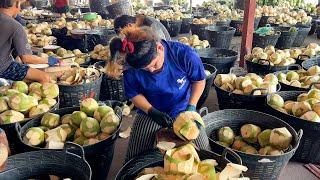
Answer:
[{"left": 239, "top": 0, "right": 256, "bottom": 67}]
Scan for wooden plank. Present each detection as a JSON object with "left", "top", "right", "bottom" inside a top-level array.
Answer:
[{"left": 239, "top": 0, "right": 256, "bottom": 67}]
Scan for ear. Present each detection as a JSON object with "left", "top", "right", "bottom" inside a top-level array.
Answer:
[{"left": 157, "top": 43, "right": 164, "bottom": 52}]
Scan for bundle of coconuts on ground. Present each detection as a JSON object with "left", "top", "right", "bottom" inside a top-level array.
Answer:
[
  {"left": 216, "top": 125, "right": 293, "bottom": 156},
  {"left": 277, "top": 65, "right": 320, "bottom": 89},
  {"left": 214, "top": 72, "right": 279, "bottom": 95},
  {"left": 137, "top": 143, "right": 249, "bottom": 180},
  {"left": 23, "top": 98, "right": 121, "bottom": 149},
  {"left": 268, "top": 90, "right": 320, "bottom": 122},
  {"left": 0, "top": 81, "right": 59, "bottom": 124}
]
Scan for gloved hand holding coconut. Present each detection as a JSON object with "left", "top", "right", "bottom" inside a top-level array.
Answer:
[{"left": 173, "top": 111, "right": 205, "bottom": 141}]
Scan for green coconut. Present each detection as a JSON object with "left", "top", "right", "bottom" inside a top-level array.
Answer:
[
  {"left": 100, "top": 112, "right": 120, "bottom": 134},
  {"left": 93, "top": 105, "right": 114, "bottom": 122},
  {"left": 61, "top": 114, "right": 72, "bottom": 124},
  {"left": 269, "top": 127, "right": 292, "bottom": 150},
  {"left": 12, "top": 81, "right": 28, "bottom": 94},
  {"left": 297, "top": 93, "right": 309, "bottom": 102},
  {"left": 80, "top": 98, "right": 99, "bottom": 117},
  {"left": 41, "top": 83, "right": 59, "bottom": 99},
  {"left": 217, "top": 127, "right": 235, "bottom": 146},
  {"left": 28, "top": 82, "right": 42, "bottom": 95},
  {"left": 24, "top": 127, "right": 45, "bottom": 146},
  {"left": 259, "top": 146, "right": 283, "bottom": 156},
  {"left": 292, "top": 101, "right": 312, "bottom": 117},
  {"left": 300, "top": 111, "right": 320, "bottom": 122},
  {"left": 73, "top": 135, "right": 88, "bottom": 146},
  {"left": 83, "top": 138, "right": 100, "bottom": 146},
  {"left": 286, "top": 71, "right": 299, "bottom": 82},
  {"left": 258, "top": 129, "right": 272, "bottom": 147},
  {"left": 240, "top": 124, "right": 261, "bottom": 143},
  {"left": 80, "top": 117, "right": 100, "bottom": 138},
  {"left": 29, "top": 104, "right": 50, "bottom": 118},
  {"left": 41, "top": 113, "right": 60, "bottom": 129},
  {"left": 39, "top": 98, "right": 57, "bottom": 108},
  {"left": 0, "top": 110, "right": 24, "bottom": 124},
  {"left": 240, "top": 145, "right": 258, "bottom": 154},
  {"left": 308, "top": 89, "right": 320, "bottom": 100},
  {"left": 232, "top": 136, "right": 247, "bottom": 150},
  {"left": 70, "top": 111, "right": 87, "bottom": 127},
  {"left": 267, "top": 94, "right": 284, "bottom": 108},
  {"left": 0, "top": 97, "right": 8, "bottom": 113},
  {"left": 59, "top": 124, "right": 76, "bottom": 140},
  {"left": 8, "top": 93, "right": 38, "bottom": 112}
]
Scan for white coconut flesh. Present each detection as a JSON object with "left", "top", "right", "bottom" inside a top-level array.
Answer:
[{"left": 26, "top": 130, "right": 42, "bottom": 145}]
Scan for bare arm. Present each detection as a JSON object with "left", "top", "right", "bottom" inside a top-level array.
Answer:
[
  {"left": 20, "top": 55, "right": 48, "bottom": 64},
  {"left": 131, "top": 94, "right": 153, "bottom": 114},
  {"left": 188, "top": 80, "right": 205, "bottom": 106}
]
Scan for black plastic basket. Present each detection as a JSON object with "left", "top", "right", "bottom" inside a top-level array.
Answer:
[
  {"left": 0, "top": 99, "right": 59, "bottom": 155},
  {"left": 106, "top": 0, "right": 132, "bottom": 19},
  {"left": 94, "top": 61, "right": 127, "bottom": 102},
  {"left": 180, "top": 18, "right": 192, "bottom": 34},
  {"left": 190, "top": 23, "right": 211, "bottom": 40},
  {"left": 230, "top": 20, "right": 244, "bottom": 36},
  {"left": 252, "top": 32, "right": 281, "bottom": 48},
  {"left": 215, "top": 19, "right": 231, "bottom": 27},
  {"left": 204, "top": 109, "right": 302, "bottom": 180},
  {"left": 197, "top": 48, "right": 238, "bottom": 74},
  {"left": 197, "top": 64, "right": 217, "bottom": 109},
  {"left": 259, "top": 15, "right": 274, "bottom": 27},
  {"left": 293, "top": 25, "right": 311, "bottom": 47},
  {"left": 275, "top": 27, "right": 298, "bottom": 49},
  {"left": 16, "top": 102, "right": 122, "bottom": 180},
  {"left": 205, "top": 26, "right": 236, "bottom": 49},
  {"left": 0, "top": 142, "right": 92, "bottom": 180},
  {"left": 274, "top": 69, "right": 313, "bottom": 91},
  {"left": 265, "top": 91, "right": 320, "bottom": 163},
  {"left": 301, "top": 57, "right": 320, "bottom": 70},
  {"left": 160, "top": 20, "right": 182, "bottom": 37},
  {"left": 58, "top": 75, "right": 102, "bottom": 108},
  {"left": 214, "top": 77, "right": 281, "bottom": 111},
  {"left": 246, "top": 59, "right": 301, "bottom": 75},
  {"left": 115, "top": 148, "right": 242, "bottom": 180},
  {"left": 254, "top": 17, "right": 261, "bottom": 30},
  {"left": 295, "top": 54, "right": 319, "bottom": 65}
]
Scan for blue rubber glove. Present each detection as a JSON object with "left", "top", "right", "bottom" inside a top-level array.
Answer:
[
  {"left": 186, "top": 104, "right": 196, "bottom": 112},
  {"left": 48, "top": 56, "right": 59, "bottom": 66}
]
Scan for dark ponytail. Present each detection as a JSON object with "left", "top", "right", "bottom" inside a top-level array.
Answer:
[{"left": 109, "top": 37, "right": 123, "bottom": 62}]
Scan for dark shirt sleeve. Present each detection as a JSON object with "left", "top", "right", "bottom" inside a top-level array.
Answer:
[{"left": 12, "top": 26, "right": 32, "bottom": 56}]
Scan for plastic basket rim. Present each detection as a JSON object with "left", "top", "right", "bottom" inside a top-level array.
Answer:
[
  {"left": 197, "top": 47, "right": 238, "bottom": 59},
  {"left": 205, "top": 109, "right": 301, "bottom": 158}
]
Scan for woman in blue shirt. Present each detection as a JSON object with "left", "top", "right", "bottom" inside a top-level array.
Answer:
[{"left": 110, "top": 26, "right": 210, "bottom": 162}]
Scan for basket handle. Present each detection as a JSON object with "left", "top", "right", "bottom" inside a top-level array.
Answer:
[
  {"left": 257, "top": 58, "right": 271, "bottom": 66},
  {"left": 64, "top": 142, "right": 86, "bottom": 160},
  {"left": 250, "top": 88, "right": 267, "bottom": 95},
  {"left": 15, "top": 123, "right": 22, "bottom": 137},
  {"left": 222, "top": 148, "right": 242, "bottom": 165},
  {"left": 114, "top": 106, "right": 123, "bottom": 118},
  {"left": 297, "top": 129, "right": 303, "bottom": 147},
  {"left": 297, "top": 54, "right": 311, "bottom": 61},
  {"left": 198, "top": 107, "right": 208, "bottom": 117},
  {"left": 286, "top": 64, "right": 302, "bottom": 71}
]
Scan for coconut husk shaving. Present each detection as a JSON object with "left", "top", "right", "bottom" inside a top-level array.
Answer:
[{"left": 57, "top": 66, "right": 100, "bottom": 85}]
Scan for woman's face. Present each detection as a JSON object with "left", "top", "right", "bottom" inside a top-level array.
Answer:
[{"left": 142, "top": 43, "right": 165, "bottom": 74}]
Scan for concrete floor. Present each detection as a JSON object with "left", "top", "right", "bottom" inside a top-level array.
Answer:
[{"left": 106, "top": 35, "right": 320, "bottom": 180}]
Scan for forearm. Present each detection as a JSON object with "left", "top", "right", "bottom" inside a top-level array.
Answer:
[
  {"left": 189, "top": 80, "right": 205, "bottom": 106},
  {"left": 131, "top": 94, "right": 153, "bottom": 113},
  {"left": 20, "top": 55, "right": 48, "bottom": 64}
]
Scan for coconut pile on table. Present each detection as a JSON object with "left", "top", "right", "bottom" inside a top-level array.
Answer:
[
  {"left": 216, "top": 125, "right": 293, "bottom": 156},
  {"left": 0, "top": 81, "right": 59, "bottom": 124},
  {"left": 23, "top": 98, "right": 120, "bottom": 149}
]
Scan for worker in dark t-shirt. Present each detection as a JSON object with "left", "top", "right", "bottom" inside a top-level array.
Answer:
[{"left": 0, "top": 0, "right": 60, "bottom": 83}]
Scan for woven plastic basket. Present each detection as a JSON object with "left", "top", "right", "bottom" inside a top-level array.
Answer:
[
  {"left": 266, "top": 91, "right": 320, "bottom": 163},
  {"left": 292, "top": 25, "right": 311, "bottom": 47},
  {"left": 106, "top": 0, "right": 133, "bottom": 19},
  {"left": 190, "top": 23, "right": 211, "bottom": 40},
  {"left": 252, "top": 32, "right": 281, "bottom": 48},
  {"left": 197, "top": 64, "right": 217, "bottom": 109},
  {"left": 0, "top": 98, "right": 59, "bottom": 155},
  {"left": 16, "top": 101, "right": 122, "bottom": 180},
  {"left": 275, "top": 27, "right": 298, "bottom": 49},
  {"left": 0, "top": 142, "right": 91, "bottom": 180},
  {"left": 197, "top": 48, "right": 238, "bottom": 74},
  {"left": 204, "top": 109, "right": 302, "bottom": 180},
  {"left": 180, "top": 18, "right": 192, "bottom": 34},
  {"left": 94, "top": 61, "right": 127, "bottom": 102},
  {"left": 205, "top": 26, "right": 236, "bottom": 49},
  {"left": 301, "top": 57, "right": 320, "bottom": 70},
  {"left": 58, "top": 75, "right": 102, "bottom": 108},
  {"left": 115, "top": 148, "right": 242, "bottom": 180}
]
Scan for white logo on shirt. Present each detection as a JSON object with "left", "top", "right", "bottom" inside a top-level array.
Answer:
[{"left": 177, "top": 76, "right": 186, "bottom": 89}]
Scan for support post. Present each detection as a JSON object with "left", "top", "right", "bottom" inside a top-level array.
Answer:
[{"left": 239, "top": 0, "right": 256, "bottom": 67}]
